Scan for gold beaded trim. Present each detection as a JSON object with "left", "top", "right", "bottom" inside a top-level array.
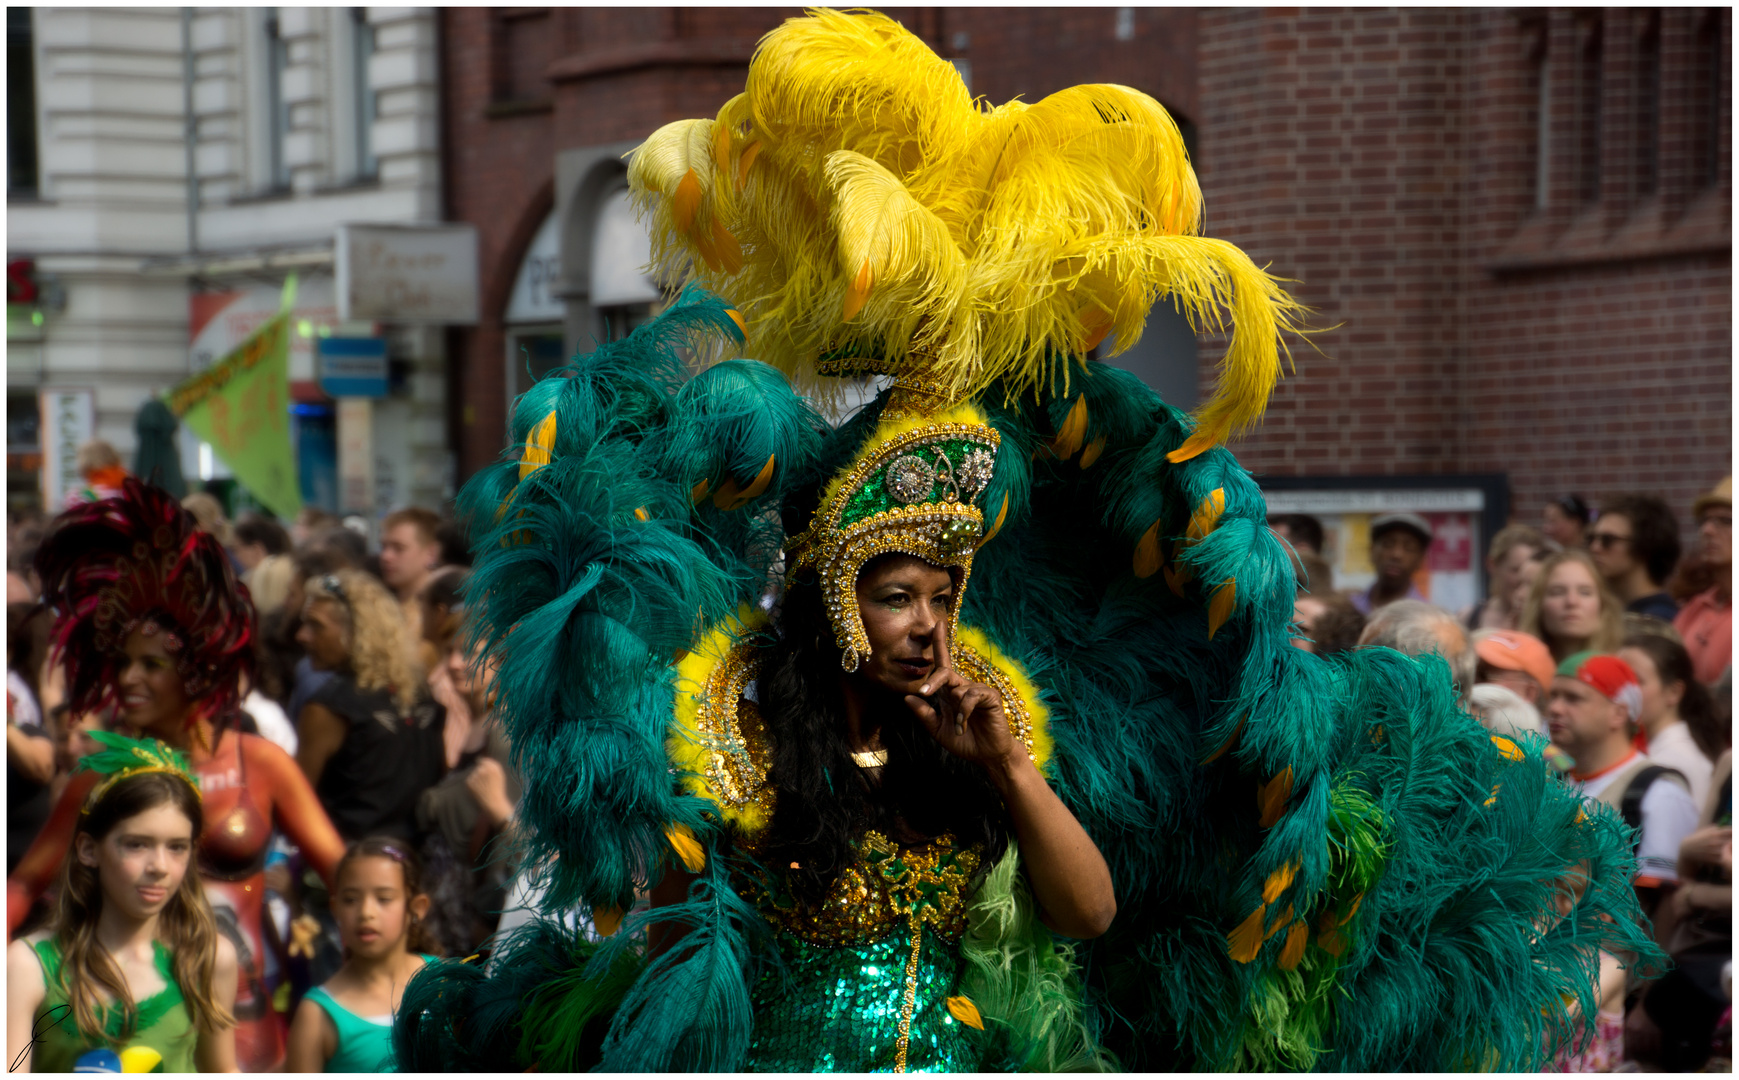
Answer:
[
  {"left": 953, "top": 638, "right": 1037, "bottom": 761},
  {"left": 894, "top": 912, "right": 925, "bottom": 1073},
  {"left": 692, "top": 640, "right": 773, "bottom": 818}
]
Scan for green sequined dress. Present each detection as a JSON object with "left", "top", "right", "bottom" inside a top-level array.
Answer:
[{"left": 738, "top": 829, "right": 987, "bottom": 1073}]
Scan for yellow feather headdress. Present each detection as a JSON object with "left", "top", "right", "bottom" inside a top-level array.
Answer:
[{"left": 628, "top": 7, "right": 1305, "bottom": 460}]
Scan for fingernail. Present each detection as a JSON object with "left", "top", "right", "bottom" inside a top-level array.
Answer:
[{"left": 920, "top": 685, "right": 929, "bottom": 694}]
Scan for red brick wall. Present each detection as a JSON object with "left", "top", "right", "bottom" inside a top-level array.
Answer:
[
  {"left": 444, "top": 6, "right": 1731, "bottom": 532},
  {"left": 1197, "top": 7, "right": 1730, "bottom": 531}
]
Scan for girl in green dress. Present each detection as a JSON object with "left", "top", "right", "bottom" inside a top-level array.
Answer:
[
  {"left": 286, "top": 838, "right": 437, "bottom": 1072},
  {"left": 5, "top": 735, "right": 239, "bottom": 1072}
]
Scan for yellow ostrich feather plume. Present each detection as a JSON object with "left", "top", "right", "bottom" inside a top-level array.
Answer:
[{"left": 627, "top": 7, "right": 1306, "bottom": 457}]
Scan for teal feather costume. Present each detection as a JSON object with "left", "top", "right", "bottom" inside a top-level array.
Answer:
[{"left": 397, "top": 10, "right": 1662, "bottom": 1072}]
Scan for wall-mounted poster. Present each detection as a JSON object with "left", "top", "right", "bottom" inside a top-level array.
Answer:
[{"left": 1260, "top": 475, "right": 1510, "bottom": 618}]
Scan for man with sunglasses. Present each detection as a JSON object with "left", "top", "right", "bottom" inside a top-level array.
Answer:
[{"left": 1588, "top": 494, "right": 1682, "bottom": 622}]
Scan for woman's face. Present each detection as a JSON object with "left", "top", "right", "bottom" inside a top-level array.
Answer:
[
  {"left": 447, "top": 637, "right": 498, "bottom": 714},
  {"left": 117, "top": 627, "right": 192, "bottom": 736},
  {"left": 1540, "top": 561, "right": 1602, "bottom": 643},
  {"left": 853, "top": 554, "right": 955, "bottom": 696},
  {"left": 1618, "top": 646, "right": 1679, "bottom": 726},
  {"left": 295, "top": 598, "right": 350, "bottom": 672},
  {"left": 333, "top": 854, "right": 425, "bottom": 961},
  {"left": 76, "top": 801, "right": 194, "bottom": 922},
  {"left": 1291, "top": 595, "right": 1327, "bottom": 653},
  {"left": 1699, "top": 505, "right": 1732, "bottom": 567},
  {"left": 1495, "top": 543, "right": 1542, "bottom": 597},
  {"left": 1542, "top": 503, "right": 1585, "bottom": 549}
]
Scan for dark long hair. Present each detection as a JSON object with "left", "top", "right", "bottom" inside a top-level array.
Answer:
[
  {"left": 334, "top": 836, "right": 442, "bottom": 957},
  {"left": 53, "top": 772, "right": 233, "bottom": 1043},
  {"left": 1622, "top": 633, "right": 1726, "bottom": 760},
  {"left": 755, "top": 570, "right": 1010, "bottom": 906}
]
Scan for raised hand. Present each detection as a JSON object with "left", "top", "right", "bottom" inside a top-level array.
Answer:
[{"left": 903, "top": 619, "right": 1016, "bottom": 768}]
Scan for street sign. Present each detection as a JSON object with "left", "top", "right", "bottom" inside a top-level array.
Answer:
[{"left": 318, "top": 337, "right": 388, "bottom": 398}]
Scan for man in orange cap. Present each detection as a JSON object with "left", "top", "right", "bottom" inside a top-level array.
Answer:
[{"left": 1472, "top": 628, "right": 1556, "bottom": 708}]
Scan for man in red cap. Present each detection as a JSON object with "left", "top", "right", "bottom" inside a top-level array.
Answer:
[{"left": 1546, "top": 651, "right": 1700, "bottom": 910}]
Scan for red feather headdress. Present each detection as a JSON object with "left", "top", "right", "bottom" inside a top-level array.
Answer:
[{"left": 35, "top": 478, "right": 256, "bottom": 732}]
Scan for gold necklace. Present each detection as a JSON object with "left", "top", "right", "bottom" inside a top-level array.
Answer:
[{"left": 851, "top": 748, "right": 889, "bottom": 768}]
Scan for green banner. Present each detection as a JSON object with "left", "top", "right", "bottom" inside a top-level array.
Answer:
[{"left": 167, "top": 309, "right": 303, "bottom": 518}]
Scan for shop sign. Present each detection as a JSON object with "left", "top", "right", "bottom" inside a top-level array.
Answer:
[
  {"left": 318, "top": 337, "right": 388, "bottom": 398},
  {"left": 505, "top": 212, "right": 563, "bottom": 324},
  {"left": 336, "top": 223, "right": 479, "bottom": 324},
  {"left": 38, "top": 386, "right": 93, "bottom": 511}
]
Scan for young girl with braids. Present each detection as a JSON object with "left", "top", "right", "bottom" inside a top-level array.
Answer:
[
  {"left": 286, "top": 839, "right": 438, "bottom": 1072},
  {"left": 4, "top": 735, "right": 238, "bottom": 1072},
  {"left": 7, "top": 479, "right": 345, "bottom": 1070}
]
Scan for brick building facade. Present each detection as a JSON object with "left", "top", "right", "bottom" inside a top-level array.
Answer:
[{"left": 441, "top": 7, "right": 1729, "bottom": 535}]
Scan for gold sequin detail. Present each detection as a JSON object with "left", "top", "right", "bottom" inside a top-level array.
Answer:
[
  {"left": 741, "top": 830, "right": 984, "bottom": 949},
  {"left": 692, "top": 640, "right": 773, "bottom": 815}
]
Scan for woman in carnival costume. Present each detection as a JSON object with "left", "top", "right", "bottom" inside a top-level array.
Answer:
[
  {"left": 6, "top": 734, "right": 239, "bottom": 1072},
  {"left": 399, "top": 9, "right": 1659, "bottom": 1071},
  {"left": 8, "top": 478, "right": 347, "bottom": 1071}
]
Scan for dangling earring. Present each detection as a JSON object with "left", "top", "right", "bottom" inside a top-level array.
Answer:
[{"left": 840, "top": 645, "right": 859, "bottom": 673}]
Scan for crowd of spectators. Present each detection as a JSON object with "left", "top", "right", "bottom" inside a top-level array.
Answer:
[
  {"left": 1273, "top": 476, "right": 1733, "bottom": 1073},
  {"left": 5, "top": 464, "right": 523, "bottom": 1070}
]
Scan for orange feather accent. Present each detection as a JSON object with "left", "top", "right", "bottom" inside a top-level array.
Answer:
[
  {"left": 1227, "top": 903, "right": 1267, "bottom": 963},
  {"left": 1264, "top": 902, "right": 1294, "bottom": 941},
  {"left": 672, "top": 169, "right": 703, "bottom": 234},
  {"left": 1207, "top": 577, "right": 1237, "bottom": 639},
  {"left": 1078, "top": 435, "right": 1107, "bottom": 469},
  {"left": 1258, "top": 766, "right": 1293, "bottom": 828},
  {"left": 711, "top": 219, "right": 744, "bottom": 275},
  {"left": 593, "top": 906, "right": 623, "bottom": 937},
  {"left": 711, "top": 123, "right": 732, "bottom": 174},
  {"left": 665, "top": 824, "right": 705, "bottom": 873},
  {"left": 724, "top": 308, "right": 748, "bottom": 338},
  {"left": 1261, "top": 859, "right": 1299, "bottom": 904},
  {"left": 945, "top": 996, "right": 984, "bottom": 1030},
  {"left": 736, "top": 140, "right": 762, "bottom": 190},
  {"left": 633, "top": 507, "right": 650, "bottom": 522},
  {"left": 979, "top": 493, "right": 1011, "bottom": 546},
  {"left": 1278, "top": 921, "right": 1308, "bottom": 970},
  {"left": 712, "top": 454, "right": 777, "bottom": 511},
  {"left": 1200, "top": 714, "right": 1245, "bottom": 765},
  {"left": 1166, "top": 419, "right": 1230, "bottom": 464},
  {"left": 1186, "top": 488, "right": 1226, "bottom": 543},
  {"left": 842, "top": 258, "right": 873, "bottom": 321},
  {"left": 1133, "top": 519, "right": 1162, "bottom": 579},
  {"left": 1051, "top": 396, "right": 1089, "bottom": 459},
  {"left": 690, "top": 479, "right": 711, "bottom": 505}
]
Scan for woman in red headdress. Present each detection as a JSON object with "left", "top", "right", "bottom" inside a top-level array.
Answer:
[{"left": 7, "top": 479, "right": 346, "bottom": 1071}]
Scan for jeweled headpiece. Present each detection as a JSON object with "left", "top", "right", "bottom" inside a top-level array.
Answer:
[
  {"left": 36, "top": 477, "right": 255, "bottom": 732},
  {"left": 76, "top": 730, "right": 201, "bottom": 813},
  {"left": 787, "top": 378, "right": 1002, "bottom": 671}
]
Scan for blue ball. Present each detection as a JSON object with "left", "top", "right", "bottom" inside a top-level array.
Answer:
[{"left": 72, "top": 1047, "right": 121, "bottom": 1072}]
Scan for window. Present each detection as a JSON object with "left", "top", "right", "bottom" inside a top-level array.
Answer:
[
  {"left": 351, "top": 8, "right": 376, "bottom": 179},
  {"left": 492, "top": 10, "right": 553, "bottom": 105},
  {"left": 1576, "top": 16, "right": 1602, "bottom": 203},
  {"left": 264, "top": 10, "right": 291, "bottom": 189},
  {"left": 7, "top": 8, "right": 38, "bottom": 198},
  {"left": 1636, "top": 15, "right": 1659, "bottom": 197},
  {"left": 1693, "top": 11, "right": 1724, "bottom": 189}
]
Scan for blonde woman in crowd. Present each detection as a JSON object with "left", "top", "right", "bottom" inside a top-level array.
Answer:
[
  {"left": 1464, "top": 524, "right": 1550, "bottom": 632},
  {"left": 1521, "top": 550, "right": 1625, "bottom": 663},
  {"left": 294, "top": 570, "right": 446, "bottom": 843}
]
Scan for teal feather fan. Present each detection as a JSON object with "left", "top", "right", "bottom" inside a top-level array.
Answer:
[
  {"left": 958, "top": 359, "right": 1663, "bottom": 1070},
  {"left": 399, "top": 291, "right": 1661, "bottom": 1072}
]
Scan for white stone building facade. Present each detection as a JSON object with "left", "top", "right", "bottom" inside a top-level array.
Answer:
[{"left": 8, "top": 7, "right": 456, "bottom": 519}]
